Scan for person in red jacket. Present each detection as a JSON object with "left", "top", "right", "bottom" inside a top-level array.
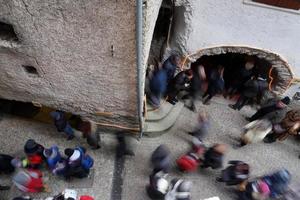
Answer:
[
  {"left": 24, "top": 139, "right": 45, "bottom": 169},
  {"left": 13, "top": 169, "right": 48, "bottom": 193}
]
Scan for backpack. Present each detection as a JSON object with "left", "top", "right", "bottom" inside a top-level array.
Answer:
[{"left": 76, "top": 147, "right": 94, "bottom": 170}]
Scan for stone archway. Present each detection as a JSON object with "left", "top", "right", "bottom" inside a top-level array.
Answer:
[{"left": 183, "top": 46, "right": 294, "bottom": 94}]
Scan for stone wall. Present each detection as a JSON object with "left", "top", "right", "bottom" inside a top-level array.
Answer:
[
  {"left": 0, "top": 0, "right": 138, "bottom": 127},
  {"left": 178, "top": 0, "right": 300, "bottom": 78}
]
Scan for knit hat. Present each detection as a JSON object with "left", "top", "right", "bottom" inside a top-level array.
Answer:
[
  {"left": 43, "top": 148, "right": 53, "bottom": 158},
  {"left": 24, "top": 139, "right": 39, "bottom": 154},
  {"left": 281, "top": 96, "right": 291, "bottom": 105}
]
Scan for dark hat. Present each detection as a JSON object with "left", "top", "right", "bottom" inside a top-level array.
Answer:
[
  {"left": 64, "top": 148, "right": 74, "bottom": 157},
  {"left": 43, "top": 148, "right": 53, "bottom": 158},
  {"left": 281, "top": 96, "right": 291, "bottom": 105},
  {"left": 24, "top": 139, "right": 39, "bottom": 154}
]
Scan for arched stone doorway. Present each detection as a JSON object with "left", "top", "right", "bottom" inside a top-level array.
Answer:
[{"left": 182, "top": 46, "right": 294, "bottom": 94}]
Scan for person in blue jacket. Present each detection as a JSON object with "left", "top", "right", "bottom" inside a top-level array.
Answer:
[{"left": 43, "top": 145, "right": 61, "bottom": 170}]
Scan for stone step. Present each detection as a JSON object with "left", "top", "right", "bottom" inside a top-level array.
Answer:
[
  {"left": 146, "top": 101, "right": 174, "bottom": 121},
  {"left": 143, "top": 102, "right": 184, "bottom": 136}
]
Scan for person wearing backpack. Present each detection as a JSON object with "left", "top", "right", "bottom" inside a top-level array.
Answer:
[
  {"left": 146, "top": 170, "right": 169, "bottom": 200},
  {"left": 64, "top": 147, "right": 93, "bottom": 179},
  {"left": 43, "top": 145, "right": 61, "bottom": 170},
  {"left": 165, "top": 178, "right": 192, "bottom": 200}
]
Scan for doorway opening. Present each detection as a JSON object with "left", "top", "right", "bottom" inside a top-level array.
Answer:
[
  {"left": 191, "top": 53, "right": 273, "bottom": 92},
  {"left": 186, "top": 46, "right": 293, "bottom": 94}
]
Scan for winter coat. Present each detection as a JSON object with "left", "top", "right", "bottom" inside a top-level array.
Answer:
[
  {"left": 13, "top": 170, "right": 44, "bottom": 193},
  {"left": 52, "top": 158, "right": 68, "bottom": 177},
  {"left": 176, "top": 152, "right": 201, "bottom": 172},
  {"left": 0, "top": 154, "right": 15, "bottom": 174},
  {"left": 241, "top": 119, "right": 272, "bottom": 144},
  {"left": 220, "top": 160, "right": 249, "bottom": 186},
  {"left": 207, "top": 70, "right": 224, "bottom": 95},
  {"left": 151, "top": 145, "right": 172, "bottom": 173},
  {"left": 163, "top": 58, "right": 177, "bottom": 83},
  {"left": 45, "top": 146, "right": 61, "bottom": 170},
  {"left": 50, "top": 111, "right": 67, "bottom": 132},
  {"left": 243, "top": 79, "right": 268, "bottom": 98},
  {"left": 203, "top": 148, "right": 224, "bottom": 169},
  {"left": 165, "top": 179, "right": 191, "bottom": 200},
  {"left": 78, "top": 120, "right": 100, "bottom": 148},
  {"left": 262, "top": 169, "right": 291, "bottom": 198},
  {"left": 169, "top": 71, "right": 190, "bottom": 91},
  {"left": 147, "top": 171, "right": 168, "bottom": 200},
  {"left": 150, "top": 69, "right": 168, "bottom": 96}
]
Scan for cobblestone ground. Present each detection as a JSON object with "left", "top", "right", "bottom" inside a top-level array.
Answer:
[{"left": 0, "top": 97, "right": 299, "bottom": 200}]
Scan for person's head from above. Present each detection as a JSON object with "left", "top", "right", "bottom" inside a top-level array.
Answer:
[
  {"left": 213, "top": 144, "right": 227, "bottom": 154},
  {"left": 170, "top": 54, "right": 181, "bottom": 67},
  {"left": 24, "top": 139, "right": 39, "bottom": 155},
  {"left": 245, "top": 56, "right": 256, "bottom": 70}
]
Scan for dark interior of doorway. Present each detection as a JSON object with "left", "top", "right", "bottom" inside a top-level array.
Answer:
[
  {"left": 147, "top": 0, "right": 173, "bottom": 68},
  {"left": 190, "top": 53, "right": 277, "bottom": 91},
  {"left": 0, "top": 99, "right": 76, "bottom": 125}
]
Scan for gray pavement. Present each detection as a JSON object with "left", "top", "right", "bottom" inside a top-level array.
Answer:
[
  {"left": 0, "top": 115, "right": 116, "bottom": 200},
  {"left": 0, "top": 97, "right": 300, "bottom": 200},
  {"left": 122, "top": 97, "right": 300, "bottom": 200}
]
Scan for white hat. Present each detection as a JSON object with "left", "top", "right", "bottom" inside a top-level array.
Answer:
[{"left": 156, "top": 178, "right": 169, "bottom": 194}]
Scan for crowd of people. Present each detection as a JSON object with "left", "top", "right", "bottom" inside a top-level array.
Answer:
[
  {"left": 0, "top": 109, "right": 137, "bottom": 200},
  {"left": 145, "top": 54, "right": 300, "bottom": 200},
  {"left": 0, "top": 138, "right": 94, "bottom": 199}
]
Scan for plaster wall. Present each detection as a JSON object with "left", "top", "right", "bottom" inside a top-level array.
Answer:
[
  {"left": 0, "top": 0, "right": 138, "bottom": 126},
  {"left": 181, "top": 0, "right": 300, "bottom": 78}
]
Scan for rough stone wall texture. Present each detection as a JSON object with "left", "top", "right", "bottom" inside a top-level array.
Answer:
[
  {"left": 0, "top": 0, "right": 138, "bottom": 126},
  {"left": 170, "top": 0, "right": 193, "bottom": 55},
  {"left": 142, "top": 0, "right": 163, "bottom": 87},
  {"left": 179, "top": 0, "right": 300, "bottom": 79}
]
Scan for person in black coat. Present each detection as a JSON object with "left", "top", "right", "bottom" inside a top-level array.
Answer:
[
  {"left": 217, "top": 160, "right": 250, "bottom": 186},
  {"left": 183, "top": 65, "right": 207, "bottom": 112},
  {"left": 0, "top": 154, "right": 15, "bottom": 174},
  {"left": 246, "top": 96, "right": 290, "bottom": 122},
  {"left": 167, "top": 70, "right": 193, "bottom": 105},
  {"left": 229, "top": 76, "right": 268, "bottom": 110},
  {"left": 0, "top": 154, "right": 15, "bottom": 190},
  {"left": 162, "top": 55, "right": 181, "bottom": 84},
  {"left": 202, "top": 65, "right": 225, "bottom": 105},
  {"left": 226, "top": 58, "right": 255, "bottom": 98},
  {"left": 202, "top": 144, "right": 227, "bottom": 169}
]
